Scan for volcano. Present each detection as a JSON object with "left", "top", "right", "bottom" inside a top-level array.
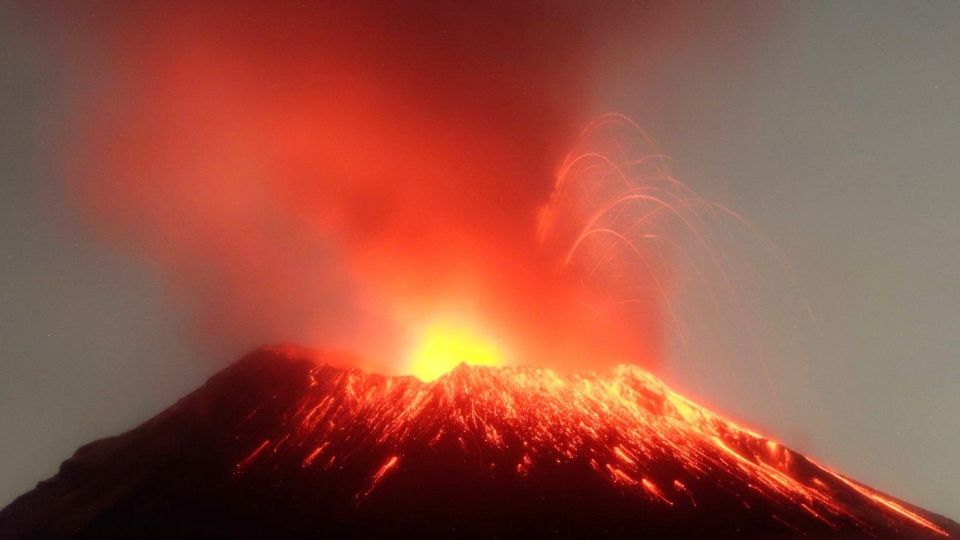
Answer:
[{"left": 1, "top": 346, "right": 955, "bottom": 539}]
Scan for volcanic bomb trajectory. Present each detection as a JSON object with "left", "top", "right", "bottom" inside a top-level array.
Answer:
[{"left": 1, "top": 346, "right": 955, "bottom": 539}]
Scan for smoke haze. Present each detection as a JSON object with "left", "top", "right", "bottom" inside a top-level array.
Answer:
[{"left": 62, "top": 2, "right": 683, "bottom": 372}]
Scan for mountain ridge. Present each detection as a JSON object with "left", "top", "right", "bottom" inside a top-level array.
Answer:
[{"left": 1, "top": 345, "right": 956, "bottom": 539}]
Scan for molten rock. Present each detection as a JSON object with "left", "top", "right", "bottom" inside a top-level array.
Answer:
[{"left": 1, "top": 346, "right": 956, "bottom": 539}]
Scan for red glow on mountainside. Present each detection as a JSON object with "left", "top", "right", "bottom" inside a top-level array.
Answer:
[{"left": 231, "top": 350, "right": 948, "bottom": 537}]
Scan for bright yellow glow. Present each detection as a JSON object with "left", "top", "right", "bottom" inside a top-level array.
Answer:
[{"left": 407, "top": 320, "right": 505, "bottom": 381}]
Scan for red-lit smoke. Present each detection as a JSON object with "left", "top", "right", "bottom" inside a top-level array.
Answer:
[{"left": 56, "top": 3, "right": 700, "bottom": 373}]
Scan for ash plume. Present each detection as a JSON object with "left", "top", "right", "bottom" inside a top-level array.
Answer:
[{"left": 43, "top": 1, "right": 774, "bottom": 374}]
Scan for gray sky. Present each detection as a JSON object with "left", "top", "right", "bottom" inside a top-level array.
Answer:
[
  {"left": 2, "top": 1, "right": 958, "bottom": 518},
  {"left": 594, "top": 2, "right": 960, "bottom": 516}
]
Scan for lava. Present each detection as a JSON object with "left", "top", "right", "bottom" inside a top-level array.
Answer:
[
  {"left": 2, "top": 347, "right": 954, "bottom": 538},
  {"left": 230, "top": 347, "right": 949, "bottom": 538},
  {"left": 404, "top": 318, "right": 507, "bottom": 381}
]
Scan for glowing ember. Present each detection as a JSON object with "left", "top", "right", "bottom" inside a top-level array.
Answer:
[
  {"left": 231, "top": 348, "right": 950, "bottom": 538},
  {"left": 405, "top": 319, "right": 507, "bottom": 381}
]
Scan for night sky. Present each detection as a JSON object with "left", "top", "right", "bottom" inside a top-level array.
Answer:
[{"left": 1, "top": 1, "right": 958, "bottom": 518}]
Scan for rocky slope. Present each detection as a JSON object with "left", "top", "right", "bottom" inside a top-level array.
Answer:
[{"left": 1, "top": 345, "right": 955, "bottom": 539}]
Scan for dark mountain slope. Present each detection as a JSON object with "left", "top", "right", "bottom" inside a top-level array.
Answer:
[{"left": 1, "top": 345, "right": 956, "bottom": 539}]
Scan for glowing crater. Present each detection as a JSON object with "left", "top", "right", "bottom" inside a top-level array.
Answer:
[{"left": 405, "top": 319, "right": 507, "bottom": 381}]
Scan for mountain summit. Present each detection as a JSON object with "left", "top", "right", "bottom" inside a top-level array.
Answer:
[{"left": 1, "top": 345, "right": 956, "bottom": 539}]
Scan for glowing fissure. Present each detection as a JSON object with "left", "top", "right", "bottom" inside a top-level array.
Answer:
[{"left": 233, "top": 355, "right": 947, "bottom": 537}]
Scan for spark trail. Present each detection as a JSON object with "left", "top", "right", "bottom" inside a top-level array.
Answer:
[{"left": 539, "top": 114, "right": 792, "bottom": 411}]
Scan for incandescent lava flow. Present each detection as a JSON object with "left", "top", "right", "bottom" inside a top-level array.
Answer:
[{"left": 1, "top": 346, "right": 956, "bottom": 539}]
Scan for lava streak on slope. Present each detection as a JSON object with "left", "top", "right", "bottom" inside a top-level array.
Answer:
[
  {"left": 223, "top": 346, "right": 949, "bottom": 539},
  {"left": 0, "top": 346, "right": 955, "bottom": 539}
]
